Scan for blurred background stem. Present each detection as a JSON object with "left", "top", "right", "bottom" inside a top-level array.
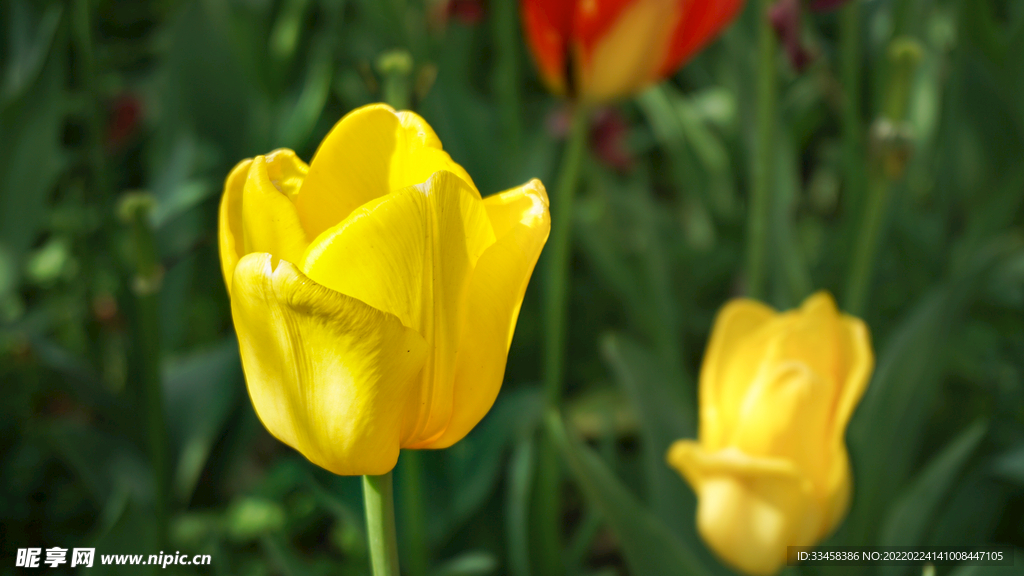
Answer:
[
  {"left": 844, "top": 39, "right": 922, "bottom": 316},
  {"left": 119, "top": 194, "right": 167, "bottom": 549},
  {"left": 70, "top": 0, "right": 110, "bottom": 202},
  {"left": 543, "top": 104, "right": 589, "bottom": 408},
  {"left": 363, "top": 472, "right": 401, "bottom": 576},
  {"left": 535, "top": 102, "right": 589, "bottom": 576},
  {"left": 839, "top": 0, "right": 864, "bottom": 227},
  {"left": 745, "top": 0, "right": 778, "bottom": 300},
  {"left": 491, "top": 0, "right": 522, "bottom": 155}
]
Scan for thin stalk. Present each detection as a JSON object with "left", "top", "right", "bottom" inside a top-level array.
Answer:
[
  {"left": 363, "top": 472, "right": 401, "bottom": 576},
  {"left": 536, "top": 103, "right": 588, "bottom": 576},
  {"left": 70, "top": 0, "right": 110, "bottom": 202},
  {"left": 745, "top": 0, "right": 778, "bottom": 299},
  {"left": 120, "top": 194, "right": 167, "bottom": 549},
  {"left": 839, "top": 1, "right": 865, "bottom": 240},
  {"left": 492, "top": 0, "right": 522, "bottom": 154},
  {"left": 542, "top": 104, "right": 589, "bottom": 407},
  {"left": 844, "top": 176, "right": 890, "bottom": 316},
  {"left": 398, "top": 452, "right": 428, "bottom": 576}
]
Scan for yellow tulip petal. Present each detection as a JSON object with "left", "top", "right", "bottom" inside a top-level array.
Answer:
[
  {"left": 699, "top": 298, "right": 775, "bottom": 449},
  {"left": 834, "top": 314, "right": 874, "bottom": 439},
  {"left": 821, "top": 446, "right": 852, "bottom": 535},
  {"left": 301, "top": 171, "right": 496, "bottom": 447},
  {"left": 230, "top": 253, "right": 428, "bottom": 476},
  {"left": 296, "top": 105, "right": 477, "bottom": 240},
  {"left": 263, "top": 148, "right": 308, "bottom": 201},
  {"left": 296, "top": 104, "right": 401, "bottom": 238},
  {"left": 423, "top": 180, "right": 551, "bottom": 449},
  {"left": 219, "top": 158, "right": 251, "bottom": 292},
  {"left": 667, "top": 442, "right": 819, "bottom": 576},
  {"left": 242, "top": 155, "right": 309, "bottom": 266},
  {"left": 481, "top": 178, "right": 551, "bottom": 239},
  {"left": 730, "top": 359, "right": 833, "bottom": 487},
  {"left": 392, "top": 110, "right": 477, "bottom": 196}
]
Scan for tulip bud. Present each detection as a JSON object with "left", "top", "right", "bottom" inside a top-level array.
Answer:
[
  {"left": 667, "top": 292, "right": 874, "bottom": 575},
  {"left": 521, "top": 0, "right": 746, "bottom": 102}
]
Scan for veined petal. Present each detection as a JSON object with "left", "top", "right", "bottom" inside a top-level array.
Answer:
[
  {"left": 242, "top": 155, "right": 309, "bottom": 267},
  {"left": 698, "top": 298, "right": 775, "bottom": 450},
  {"left": 424, "top": 179, "right": 551, "bottom": 449},
  {"left": 301, "top": 171, "right": 496, "bottom": 447},
  {"left": 667, "top": 443, "right": 820, "bottom": 576},
  {"left": 296, "top": 104, "right": 476, "bottom": 240},
  {"left": 219, "top": 158, "right": 252, "bottom": 292},
  {"left": 230, "top": 253, "right": 428, "bottom": 476}
]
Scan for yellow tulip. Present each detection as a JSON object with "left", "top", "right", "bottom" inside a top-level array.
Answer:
[
  {"left": 218, "top": 104, "right": 550, "bottom": 476},
  {"left": 667, "top": 292, "right": 873, "bottom": 576}
]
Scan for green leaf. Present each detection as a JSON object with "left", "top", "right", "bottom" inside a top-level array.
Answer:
[
  {"left": 600, "top": 333, "right": 697, "bottom": 543},
  {"left": 546, "top": 410, "right": 715, "bottom": 576},
  {"left": 433, "top": 386, "right": 543, "bottom": 545},
  {"left": 993, "top": 445, "right": 1024, "bottom": 485},
  {"left": 0, "top": 36, "right": 66, "bottom": 271},
  {"left": 879, "top": 420, "right": 987, "bottom": 548},
  {"left": 42, "top": 420, "right": 152, "bottom": 507},
  {"left": 162, "top": 339, "right": 243, "bottom": 503},
  {"left": 844, "top": 239, "right": 1011, "bottom": 544},
  {"left": 430, "top": 551, "right": 498, "bottom": 576},
  {"left": 504, "top": 436, "right": 534, "bottom": 576},
  {"left": 0, "top": 0, "right": 63, "bottom": 105}
]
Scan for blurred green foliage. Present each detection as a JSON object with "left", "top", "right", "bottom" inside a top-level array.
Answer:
[{"left": 1, "top": 0, "right": 1023, "bottom": 575}]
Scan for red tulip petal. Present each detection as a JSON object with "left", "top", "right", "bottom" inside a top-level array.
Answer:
[
  {"left": 521, "top": 0, "right": 576, "bottom": 93},
  {"left": 659, "top": 0, "right": 745, "bottom": 77}
]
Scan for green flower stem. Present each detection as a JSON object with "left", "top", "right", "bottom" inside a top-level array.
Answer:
[
  {"left": 535, "top": 102, "right": 589, "bottom": 576},
  {"left": 399, "top": 451, "right": 428, "bottom": 576},
  {"left": 71, "top": 0, "right": 110, "bottom": 202},
  {"left": 839, "top": 0, "right": 864, "bottom": 222},
  {"left": 543, "top": 103, "right": 589, "bottom": 407},
  {"left": 745, "top": 0, "right": 778, "bottom": 300},
  {"left": 492, "top": 0, "right": 522, "bottom": 154},
  {"left": 844, "top": 39, "right": 922, "bottom": 316},
  {"left": 119, "top": 194, "right": 167, "bottom": 549},
  {"left": 377, "top": 49, "right": 414, "bottom": 111},
  {"left": 363, "top": 472, "right": 401, "bottom": 576},
  {"left": 844, "top": 176, "right": 890, "bottom": 316}
]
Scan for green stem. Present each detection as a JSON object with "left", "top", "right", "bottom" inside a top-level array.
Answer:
[
  {"left": 398, "top": 451, "right": 428, "bottom": 576},
  {"left": 70, "top": 0, "right": 110, "bottom": 203},
  {"left": 543, "top": 103, "right": 589, "bottom": 407},
  {"left": 363, "top": 472, "right": 401, "bottom": 576},
  {"left": 533, "top": 432, "right": 565, "bottom": 576},
  {"left": 120, "top": 194, "right": 167, "bottom": 549},
  {"left": 745, "top": 0, "right": 777, "bottom": 300},
  {"left": 535, "top": 103, "right": 588, "bottom": 576},
  {"left": 492, "top": 0, "right": 522, "bottom": 154},
  {"left": 377, "top": 49, "right": 414, "bottom": 110},
  {"left": 844, "top": 176, "right": 889, "bottom": 317},
  {"left": 839, "top": 1, "right": 865, "bottom": 243}
]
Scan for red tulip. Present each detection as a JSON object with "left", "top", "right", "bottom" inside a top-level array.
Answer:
[{"left": 521, "top": 0, "right": 745, "bottom": 102}]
